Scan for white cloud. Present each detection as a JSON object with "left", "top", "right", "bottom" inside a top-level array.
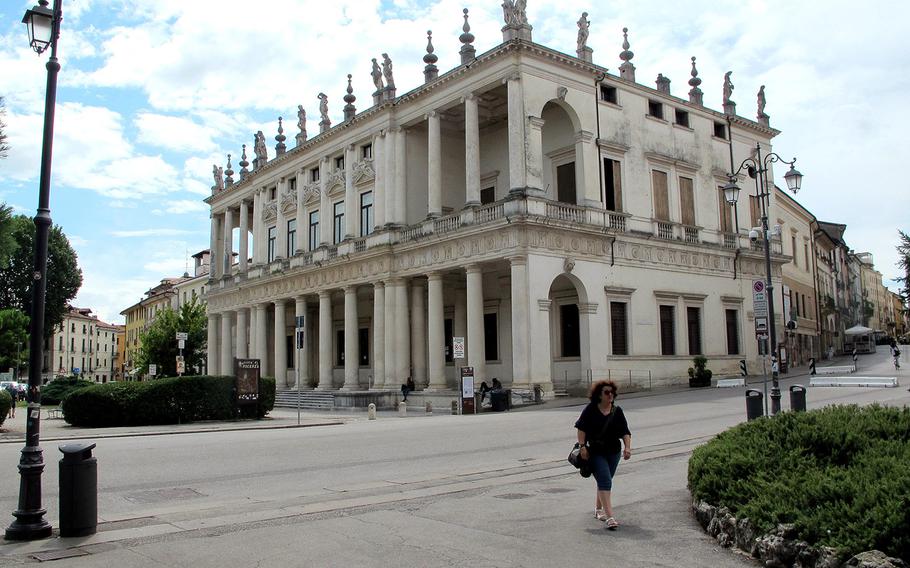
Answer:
[{"left": 111, "top": 228, "right": 194, "bottom": 238}]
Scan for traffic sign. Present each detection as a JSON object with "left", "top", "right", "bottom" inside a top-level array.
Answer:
[
  {"left": 149, "top": 364, "right": 157, "bottom": 376},
  {"left": 752, "top": 279, "right": 768, "bottom": 318},
  {"left": 176, "top": 332, "right": 188, "bottom": 341},
  {"left": 453, "top": 337, "right": 465, "bottom": 359},
  {"left": 176, "top": 360, "right": 185, "bottom": 374}
]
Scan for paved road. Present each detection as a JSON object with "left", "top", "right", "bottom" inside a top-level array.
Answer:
[{"left": 0, "top": 351, "right": 905, "bottom": 567}]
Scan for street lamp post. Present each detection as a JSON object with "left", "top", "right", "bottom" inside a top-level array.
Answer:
[
  {"left": 6, "top": 0, "right": 63, "bottom": 541},
  {"left": 723, "top": 142, "right": 803, "bottom": 416}
]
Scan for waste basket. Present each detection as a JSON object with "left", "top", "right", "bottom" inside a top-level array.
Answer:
[
  {"left": 59, "top": 442, "right": 97, "bottom": 537},
  {"left": 533, "top": 384, "right": 542, "bottom": 403},
  {"left": 745, "top": 389, "right": 763, "bottom": 421},
  {"left": 490, "top": 389, "right": 511, "bottom": 412},
  {"left": 789, "top": 384, "right": 807, "bottom": 412}
]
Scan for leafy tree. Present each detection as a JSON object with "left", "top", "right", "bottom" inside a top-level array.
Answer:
[
  {"left": 0, "top": 203, "right": 15, "bottom": 269},
  {"left": 0, "top": 214, "right": 82, "bottom": 337},
  {"left": 897, "top": 230, "right": 910, "bottom": 307},
  {"left": 0, "top": 96, "right": 9, "bottom": 159},
  {"left": 135, "top": 297, "right": 207, "bottom": 378},
  {"left": 0, "top": 308, "right": 29, "bottom": 374}
]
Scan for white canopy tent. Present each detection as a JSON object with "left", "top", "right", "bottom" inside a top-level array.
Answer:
[{"left": 844, "top": 325, "right": 876, "bottom": 353}]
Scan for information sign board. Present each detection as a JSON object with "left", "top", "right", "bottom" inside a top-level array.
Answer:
[{"left": 235, "top": 359, "right": 260, "bottom": 405}]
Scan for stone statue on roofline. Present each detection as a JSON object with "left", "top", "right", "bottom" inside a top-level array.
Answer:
[
  {"left": 213, "top": 164, "right": 224, "bottom": 192},
  {"left": 254, "top": 130, "right": 268, "bottom": 165},
  {"left": 502, "top": 0, "right": 528, "bottom": 26},
  {"left": 723, "top": 71, "right": 734, "bottom": 104},
  {"left": 577, "top": 12, "right": 589, "bottom": 51},
  {"left": 381, "top": 53, "right": 395, "bottom": 91},
  {"left": 296, "top": 105, "right": 308, "bottom": 145},
  {"left": 371, "top": 58, "right": 384, "bottom": 93},
  {"left": 756, "top": 85, "right": 769, "bottom": 125},
  {"left": 318, "top": 93, "right": 331, "bottom": 133}
]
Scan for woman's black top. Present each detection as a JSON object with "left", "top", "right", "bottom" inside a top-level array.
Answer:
[{"left": 574, "top": 403, "right": 631, "bottom": 455}]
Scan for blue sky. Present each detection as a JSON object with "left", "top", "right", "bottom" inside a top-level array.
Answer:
[{"left": 1, "top": 0, "right": 909, "bottom": 324}]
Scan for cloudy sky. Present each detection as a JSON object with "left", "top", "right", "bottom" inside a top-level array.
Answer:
[{"left": 1, "top": 0, "right": 908, "bottom": 324}]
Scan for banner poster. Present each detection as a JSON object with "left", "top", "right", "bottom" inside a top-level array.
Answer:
[{"left": 235, "top": 359, "right": 261, "bottom": 405}]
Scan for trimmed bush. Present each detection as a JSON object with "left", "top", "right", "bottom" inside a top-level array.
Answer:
[
  {"left": 0, "top": 390, "right": 10, "bottom": 427},
  {"left": 61, "top": 375, "right": 275, "bottom": 427},
  {"left": 688, "top": 404, "right": 910, "bottom": 560},
  {"left": 42, "top": 377, "right": 96, "bottom": 405},
  {"left": 687, "top": 355, "right": 713, "bottom": 387}
]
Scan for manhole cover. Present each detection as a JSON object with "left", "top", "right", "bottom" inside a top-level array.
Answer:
[
  {"left": 493, "top": 493, "right": 532, "bottom": 500},
  {"left": 124, "top": 487, "right": 204, "bottom": 504},
  {"left": 32, "top": 549, "right": 89, "bottom": 562},
  {"left": 539, "top": 488, "right": 574, "bottom": 494}
]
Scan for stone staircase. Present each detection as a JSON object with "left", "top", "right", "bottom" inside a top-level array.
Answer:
[{"left": 274, "top": 390, "right": 335, "bottom": 410}]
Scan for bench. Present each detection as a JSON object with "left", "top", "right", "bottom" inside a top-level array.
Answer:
[
  {"left": 45, "top": 408, "right": 62, "bottom": 420},
  {"left": 813, "top": 365, "right": 855, "bottom": 375},
  {"left": 809, "top": 376, "right": 897, "bottom": 388},
  {"left": 715, "top": 378, "right": 745, "bottom": 388}
]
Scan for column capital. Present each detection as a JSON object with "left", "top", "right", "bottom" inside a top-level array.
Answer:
[
  {"left": 528, "top": 116, "right": 546, "bottom": 130},
  {"left": 344, "top": 285, "right": 358, "bottom": 294},
  {"left": 537, "top": 299, "right": 552, "bottom": 311},
  {"left": 318, "top": 289, "right": 332, "bottom": 299},
  {"left": 506, "top": 254, "right": 528, "bottom": 266},
  {"left": 575, "top": 130, "right": 595, "bottom": 143},
  {"left": 502, "top": 73, "right": 521, "bottom": 85},
  {"left": 426, "top": 109, "right": 439, "bottom": 120},
  {"left": 426, "top": 271, "right": 444, "bottom": 282},
  {"left": 273, "top": 298, "right": 287, "bottom": 307},
  {"left": 373, "top": 280, "right": 386, "bottom": 290},
  {"left": 461, "top": 91, "right": 477, "bottom": 104},
  {"left": 465, "top": 263, "right": 483, "bottom": 275}
]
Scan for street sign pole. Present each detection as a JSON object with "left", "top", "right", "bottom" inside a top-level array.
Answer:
[{"left": 295, "top": 316, "right": 305, "bottom": 426}]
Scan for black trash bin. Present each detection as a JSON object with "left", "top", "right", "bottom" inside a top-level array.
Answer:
[
  {"left": 490, "top": 390, "right": 510, "bottom": 412},
  {"left": 790, "top": 384, "right": 807, "bottom": 412},
  {"left": 745, "top": 389, "right": 763, "bottom": 421},
  {"left": 59, "top": 443, "right": 97, "bottom": 537}
]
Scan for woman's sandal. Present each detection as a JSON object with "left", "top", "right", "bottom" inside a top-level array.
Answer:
[
  {"left": 605, "top": 517, "right": 619, "bottom": 530},
  {"left": 594, "top": 508, "right": 606, "bottom": 521}
]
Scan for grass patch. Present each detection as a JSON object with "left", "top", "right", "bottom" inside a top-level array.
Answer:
[{"left": 688, "top": 404, "right": 910, "bottom": 560}]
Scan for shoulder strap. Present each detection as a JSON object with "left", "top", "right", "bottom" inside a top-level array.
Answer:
[{"left": 595, "top": 406, "right": 617, "bottom": 440}]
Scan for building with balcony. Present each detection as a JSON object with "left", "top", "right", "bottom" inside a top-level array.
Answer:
[
  {"left": 204, "top": 8, "right": 794, "bottom": 403},
  {"left": 120, "top": 276, "right": 190, "bottom": 378},
  {"left": 43, "top": 306, "right": 121, "bottom": 383}
]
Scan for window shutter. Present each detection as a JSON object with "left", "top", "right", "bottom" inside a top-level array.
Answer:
[
  {"left": 610, "top": 302, "right": 628, "bottom": 355},
  {"left": 718, "top": 186, "right": 733, "bottom": 232},
  {"left": 612, "top": 160, "right": 623, "bottom": 212},
  {"left": 679, "top": 177, "right": 695, "bottom": 226},
  {"left": 687, "top": 306, "right": 702, "bottom": 355},
  {"left": 725, "top": 309, "right": 740, "bottom": 355},
  {"left": 659, "top": 305, "right": 675, "bottom": 355},
  {"left": 652, "top": 170, "right": 670, "bottom": 221}
]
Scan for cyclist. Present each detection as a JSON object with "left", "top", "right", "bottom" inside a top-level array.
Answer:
[{"left": 890, "top": 340, "right": 901, "bottom": 370}]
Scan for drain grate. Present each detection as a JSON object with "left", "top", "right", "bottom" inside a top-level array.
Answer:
[
  {"left": 493, "top": 493, "right": 533, "bottom": 500},
  {"left": 32, "top": 549, "right": 89, "bottom": 562},
  {"left": 124, "top": 487, "right": 204, "bottom": 504}
]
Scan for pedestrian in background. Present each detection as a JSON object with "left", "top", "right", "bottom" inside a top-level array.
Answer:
[
  {"left": 574, "top": 380, "right": 632, "bottom": 530},
  {"left": 400, "top": 377, "right": 415, "bottom": 402},
  {"left": 4, "top": 383, "right": 16, "bottom": 419}
]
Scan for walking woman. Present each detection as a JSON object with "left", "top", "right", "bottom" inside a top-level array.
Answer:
[{"left": 574, "top": 380, "right": 632, "bottom": 530}]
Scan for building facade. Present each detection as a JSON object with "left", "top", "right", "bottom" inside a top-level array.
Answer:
[
  {"left": 120, "top": 276, "right": 189, "bottom": 378},
  {"left": 43, "top": 306, "right": 121, "bottom": 383},
  {"left": 204, "top": 9, "right": 794, "bottom": 400}
]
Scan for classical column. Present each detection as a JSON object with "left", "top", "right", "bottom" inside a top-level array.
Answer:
[
  {"left": 255, "top": 303, "right": 269, "bottom": 377},
  {"left": 506, "top": 74, "right": 527, "bottom": 192},
  {"left": 344, "top": 145, "right": 356, "bottom": 239},
  {"left": 426, "top": 272, "right": 446, "bottom": 390},
  {"left": 317, "top": 290, "right": 333, "bottom": 389},
  {"left": 509, "top": 256, "right": 530, "bottom": 388},
  {"left": 251, "top": 190, "right": 262, "bottom": 264},
  {"left": 393, "top": 279, "right": 411, "bottom": 382},
  {"left": 464, "top": 93, "right": 480, "bottom": 205},
  {"left": 384, "top": 128, "right": 397, "bottom": 225},
  {"left": 342, "top": 286, "right": 359, "bottom": 389},
  {"left": 427, "top": 111, "right": 442, "bottom": 217},
  {"left": 222, "top": 208, "right": 234, "bottom": 276},
  {"left": 410, "top": 279, "right": 427, "bottom": 388},
  {"left": 295, "top": 168, "right": 305, "bottom": 253},
  {"left": 394, "top": 126, "right": 406, "bottom": 225},
  {"left": 210, "top": 214, "right": 222, "bottom": 279},
  {"left": 220, "top": 310, "right": 233, "bottom": 376},
  {"left": 295, "top": 296, "right": 310, "bottom": 388},
  {"left": 526, "top": 116, "right": 545, "bottom": 192},
  {"left": 319, "top": 158, "right": 331, "bottom": 246},
  {"left": 276, "top": 178, "right": 287, "bottom": 259},
  {"left": 454, "top": 287, "right": 468, "bottom": 371},
  {"left": 274, "top": 299, "right": 288, "bottom": 388},
  {"left": 372, "top": 281, "right": 385, "bottom": 389},
  {"left": 249, "top": 305, "right": 257, "bottom": 360},
  {"left": 372, "top": 133, "right": 386, "bottom": 228},
  {"left": 238, "top": 200, "right": 249, "bottom": 272},
  {"left": 575, "top": 130, "right": 599, "bottom": 206},
  {"left": 236, "top": 307, "right": 248, "bottom": 359},
  {"left": 466, "top": 264, "right": 486, "bottom": 382},
  {"left": 207, "top": 313, "right": 219, "bottom": 375},
  {"left": 384, "top": 279, "right": 397, "bottom": 386}
]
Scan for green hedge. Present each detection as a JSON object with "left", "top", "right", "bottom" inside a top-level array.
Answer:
[
  {"left": 42, "top": 377, "right": 96, "bottom": 405},
  {"left": 688, "top": 404, "right": 910, "bottom": 560},
  {"left": 0, "top": 390, "right": 10, "bottom": 427},
  {"left": 60, "top": 375, "right": 275, "bottom": 427}
]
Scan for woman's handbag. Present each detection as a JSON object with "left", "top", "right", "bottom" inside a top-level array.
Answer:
[{"left": 567, "top": 444, "right": 592, "bottom": 477}]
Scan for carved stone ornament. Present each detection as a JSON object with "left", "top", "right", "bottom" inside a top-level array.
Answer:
[
  {"left": 352, "top": 159, "right": 375, "bottom": 183},
  {"left": 564, "top": 256, "right": 576, "bottom": 273},
  {"left": 557, "top": 86, "right": 568, "bottom": 101}
]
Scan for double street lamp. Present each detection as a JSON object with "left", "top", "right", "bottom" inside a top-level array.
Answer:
[
  {"left": 6, "top": 0, "right": 63, "bottom": 541},
  {"left": 723, "top": 142, "right": 803, "bottom": 416}
]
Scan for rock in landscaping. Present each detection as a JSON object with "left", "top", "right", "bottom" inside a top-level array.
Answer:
[{"left": 843, "top": 550, "right": 907, "bottom": 568}]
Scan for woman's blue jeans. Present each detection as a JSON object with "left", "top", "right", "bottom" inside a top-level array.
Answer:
[{"left": 589, "top": 451, "right": 621, "bottom": 491}]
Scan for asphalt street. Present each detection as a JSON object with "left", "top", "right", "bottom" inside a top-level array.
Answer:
[{"left": 0, "top": 350, "right": 906, "bottom": 567}]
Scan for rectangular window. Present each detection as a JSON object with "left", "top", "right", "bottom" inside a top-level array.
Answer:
[
  {"left": 714, "top": 121, "right": 727, "bottom": 139},
  {"left": 361, "top": 143, "right": 372, "bottom": 159},
  {"left": 651, "top": 170, "right": 670, "bottom": 221},
  {"left": 308, "top": 211, "right": 320, "bottom": 250},
  {"left": 674, "top": 109, "right": 689, "bottom": 127},
  {"left": 289, "top": 178, "right": 296, "bottom": 191},
  {"left": 310, "top": 167, "right": 320, "bottom": 182},
  {"left": 333, "top": 201, "right": 345, "bottom": 244},
  {"left": 71, "top": 338, "right": 74, "bottom": 350},
  {"left": 679, "top": 176, "right": 695, "bottom": 226},
  {"left": 556, "top": 162, "right": 576, "bottom": 204},
  {"left": 603, "top": 158, "right": 623, "bottom": 212},
  {"left": 560, "top": 304, "right": 581, "bottom": 357},
  {"left": 647, "top": 100, "right": 664, "bottom": 119},
  {"left": 360, "top": 192, "right": 374, "bottom": 237},
  {"left": 359, "top": 328, "right": 369, "bottom": 365},
  {"left": 483, "top": 313, "right": 498, "bottom": 361},
  {"left": 287, "top": 219, "right": 297, "bottom": 257},
  {"left": 600, "top": 85, "right": 617, "bottom": 104},
  {"left": 269, "top": 187, "right": 276, "bottom": 200},
  {"left": 687, "top": 306, "right": 702, "bottom": 355},
  {"left": 480, "top": 187, "right": 495, "bottom": 205},
  {"left": 267, "top": 226, "right": 277, "bottom": 262},
  {"left": 659, "top": 305, "right": 676, "bottom": 356},
  {"left": 804, "top": 243, "right": 809, "bottom": 271},
  {"left": 725, "top": 309, "right": 740, "bottom": 355},
  {"left": 718, "top": 186, "right": 733, "bottom": 232},
  {"left": 335, "top": 156, "right": 344, "bottom": 171},
  {"left": 610, "top": 302, "right": 628, "bottom": 355},
  {"left": 791, "top": 235, "right": 798, "bottom": 264},
  {"left": 444, "top": 318, "right": 453, "bottom": 363},
  {"left": 749, "top": 195, "right": 761, "bottom": 228},
  {"left": 59, "top": 337, "right": 63, "bottom": 349},
  {"left": 336, "top": 329, "right": 344, "bottom": 366}
]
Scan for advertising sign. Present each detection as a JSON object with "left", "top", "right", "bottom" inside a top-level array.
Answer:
[
  {"left": 148, "top": 364, "right": 156, "bottom": 377},
  {"left": 453, "top": 337, "right": 465, "bottom": 360},
  {"left": 235, "top": 359, "right": 260, "bottom": 405},
  {"left": 175, "top": 332, "right": 188, "bottom": 341},
  {"left": 460, "top": 366, "right": 475, "bottom": 415}
]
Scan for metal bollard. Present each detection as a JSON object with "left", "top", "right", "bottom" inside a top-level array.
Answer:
[
  {"left": 789, "top": 384, "right": 807, "bottom": 412},
  {"left": 745, "top": 389, "right": 763, "bottom": 421},
  {"left": 425, "top": 401, "right": 432, "bottom": 414},
  {"left": 533, "top": 384, "right": 542, "bottom": 403},
  {"left": 398, "top": 401, "right": 407, "bottom": 417},
  {"left": 59, "top": 443, "right": 98, "bottom": 537},
  {"left": 739, "top": 359, "right": 747, "bottom": 376},
  {"left": 368, "top": 403, "right": 376, "bottom": 420},
  {"left": 451, "top": 400, "right": 458, "bottom": 415},
  {"left": 809, "top": 358, "right": 816, "bottom": 375}
]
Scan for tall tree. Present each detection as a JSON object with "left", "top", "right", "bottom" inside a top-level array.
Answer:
[
  {"left": 897, "top": 230, "right": 910, "bottom": 305},
  {"left": 0, "top": 96, "right": 9, "bottom": 159},
  {"left": 0, "top": 214, "right": 82, "bottom": 337},
  {"left": 0, "top": 203, "right": 15, "bottom": 269},
  {"left": 0, "top": 308, "right": 29, "bottom": 374},
  {"left": 135, "top": 297, "right": 207, "bottom": 377}
]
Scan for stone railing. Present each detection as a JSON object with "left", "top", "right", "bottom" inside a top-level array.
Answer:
[
  {"left": 656, "top": 221, "right": 674, "bottom": 240},
  {"left": 683, "top": 225, "right": 699, "bottom": 244}
]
